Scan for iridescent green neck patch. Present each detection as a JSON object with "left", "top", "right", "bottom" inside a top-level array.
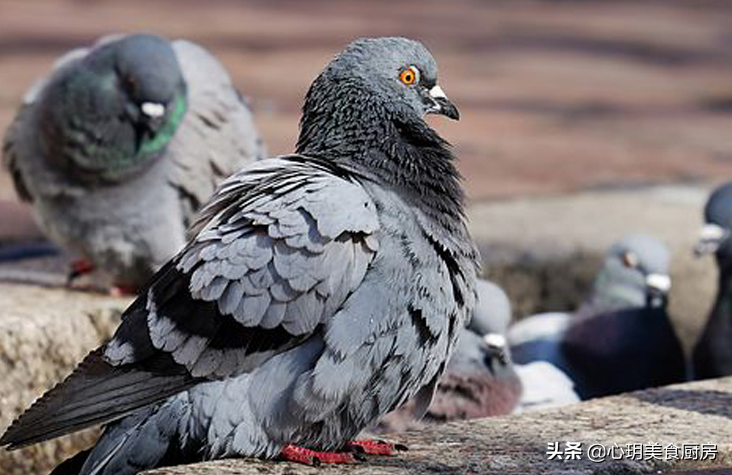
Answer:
[{"left": 140, "top": 92, "right": 188, "bottom": 155}]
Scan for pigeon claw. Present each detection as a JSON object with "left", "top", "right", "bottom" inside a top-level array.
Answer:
[
  {"left": 280, "top": 444, "right": 358, "bottom": 465},
  {"left": 347, "top": 439, "right": 408, "bottom": 455}
]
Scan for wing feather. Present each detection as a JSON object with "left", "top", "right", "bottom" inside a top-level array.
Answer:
[{"left": 1, "top": 156, "right": 379, "bottom": 449}]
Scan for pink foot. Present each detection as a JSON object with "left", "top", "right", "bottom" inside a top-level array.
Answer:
[
  {"left": 280, "top": 444, "right": 358, "bottom": 466},
  {"left": 348, "top": 439, "right": 408, "bottom": 455},
  {"left": 67, "top": 259, "right": 95, "bottom": 285}
]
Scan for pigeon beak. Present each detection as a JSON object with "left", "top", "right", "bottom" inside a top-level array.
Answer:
[
  {"left": 694, "top": 223, "right": 729, "bottom": 257},
  {"left": 646, "top": 273, "right": 671, "bottom": 294},
  {"left": 427, "top": 85, "right": 460, "bottom": 121},
  {"left": 140, "top": 102, "right": 166, "bottom": 120},
  {"left": 645, "top": 273, "right": 671, "bottom": 308},
  {"left": 138, "top": 102, "right": 168, "bottom": 135},
  {"left": 483, "top": 333, "right": 509, "bottom": 366}
]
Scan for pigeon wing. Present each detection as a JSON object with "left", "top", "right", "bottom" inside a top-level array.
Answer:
[{"left": 0, "top": 156, "right": 379, "bottom": 448}]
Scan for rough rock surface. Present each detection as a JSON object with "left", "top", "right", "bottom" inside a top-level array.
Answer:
[
  {"left": 0, "top": 283, "right": 130, "bottom": 475},
  {"left": 143, "top": 378, "right": 732, "bottom": 475}
]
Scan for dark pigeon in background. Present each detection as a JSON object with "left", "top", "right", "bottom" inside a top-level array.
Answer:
[
  {"left": 509, "top": 234, "right": 686, "bottom": 399},
  {"left": 2, "top": 34, "right": 265, "bottom": 290},
  {"left": 693, "top": 182, "right": 732, "bottom": 379},
  {"left": 1, "top": 37, "right": 479, "bottom": 473}
]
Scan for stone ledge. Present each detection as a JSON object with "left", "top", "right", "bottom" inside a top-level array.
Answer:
[
  {"left": 144, "top": 378, "right": 732, "bottom": 475},
  {"left": 0, "top": 283, "right": 130, "bottom": 475}
]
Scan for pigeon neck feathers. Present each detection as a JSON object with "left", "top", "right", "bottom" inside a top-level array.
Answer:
[{"left": 296, "top": 80, "right": 465, "bottom": 222}]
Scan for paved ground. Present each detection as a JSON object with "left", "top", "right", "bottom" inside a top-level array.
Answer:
[
  {"left": 146, "top": 377, "right": 732, "bottom": 474},
  {"left": 1, "top": 0, "right": 732, "bottom": 202}
]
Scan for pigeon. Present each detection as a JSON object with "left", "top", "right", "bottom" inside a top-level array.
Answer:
[
  {"left": 509, "top": 234, "right": 685, "bottom": 399},
  {"left": 2, "top": 34, "right": 265, "bottom": 290},
  {"left": 692, "top": 182, "right": 732, "bottom": 379},
  {"left": 1, "top": 37, "right": 479, "bottom": 473}
]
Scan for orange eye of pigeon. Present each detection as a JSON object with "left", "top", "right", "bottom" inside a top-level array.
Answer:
[
  {"left": 622, "top": 252, "right": 639, "bottom": 268},
  {"left": 399, "top": 67, "right": 419, "bottom": 86}
]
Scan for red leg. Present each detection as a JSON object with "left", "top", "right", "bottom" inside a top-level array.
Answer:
[
  {"left": 347, "top": 439, "right": 408, "bottom": 455},
  {"left": 66, "top": 259, "right": 95, "bottom": 286},
  {"left": 280, "top": 444, "right": 358, "bottom": 466}
]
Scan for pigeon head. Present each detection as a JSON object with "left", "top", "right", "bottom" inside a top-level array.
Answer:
[
  {"left": 695, "top": 183, "right": 732, "bottom": 264},
  {"left": 317, "top": 37, "right": 457, "bottom": 120},
  {"left": 591, "top": 234, "right": 671, "bottom": 310},
  {"left": 38, "top": 34, "right": 188, "bottom": 182},
  {"left": 297, "top": 37, "right": 458, "bottom": 150},
  {"left": 447, "top": 331, "right": 517, "bottom": 390},
  {"left": 469, "top": 279, "right": 512, "bottom": 336},
  {"left": 297, "top": 37, "right": 464, "bottom": 216},
  {"left": 112, "top": 35, "right": 186, "bottom": 126}
]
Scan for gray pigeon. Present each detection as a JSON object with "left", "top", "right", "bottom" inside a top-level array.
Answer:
[
  {"left": 2, "top": 34, "right": 264, "bottom": 289},
  {"left": 1, "top": 37, "right": 478, "bottom": 472},
  {"left": 693, "top": 182, "right": 732, "bottom": 379},
  {"left": 509, "top": 234, "right": 685, "bottom": 399}
]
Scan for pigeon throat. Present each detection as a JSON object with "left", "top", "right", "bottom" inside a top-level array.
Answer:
[
  {"left": 45, "top": 91, "right": 188, "bottom": 185},
  {"left": 137, "top": 92, "right": 187, "bottom": 156},
  {"left": 296, "top": 91, "right": 466, "bottom": 221}
]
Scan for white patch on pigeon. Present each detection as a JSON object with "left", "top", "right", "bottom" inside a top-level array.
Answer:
[
  {"left": 141, "top": 102, "right": 166, "bottom": 118},
  {"left": 483, "top": 332, "right": 507, "bottom": 349},
  {"left": 645, "top": 273, "right": 671, "bottom": 293},
  {"left": 700, "top": 223, "right": 727, "bottom": 240}
]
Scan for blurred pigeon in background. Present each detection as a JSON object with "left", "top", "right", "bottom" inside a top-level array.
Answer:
[
  {"left": 1, "top": 37, "right": 479, "bottom": 473},
  {"left": 509, "top": 234, "right": 686, "bottom": 399},
  {"left": 468, "top": 280, "right": 578, "bottom": 413},
  {"left": 693, "top": 182, "right": 732, "bottom": 379},
  {"left": 469, "top": 278, "right": 513, "bottom": 335},
  {"left": 2, "top": 34, "right": 265, "bottom": 290}
]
